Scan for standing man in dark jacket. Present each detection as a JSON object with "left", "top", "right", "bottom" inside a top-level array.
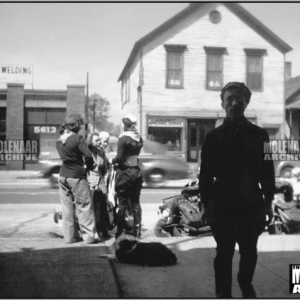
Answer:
[
  {"left": 199, "top": 82, "right": 275, "bottom": 298},
  {"left": 56, "top": 115, "right": 97, "bottom": 244},
  {"left": 112, "top": 114, "right": 143, "bottom": 239}
]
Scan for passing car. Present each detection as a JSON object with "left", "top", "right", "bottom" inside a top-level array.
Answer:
[{"left": 40, "top": 139, "right": 194, "bottom": 188}]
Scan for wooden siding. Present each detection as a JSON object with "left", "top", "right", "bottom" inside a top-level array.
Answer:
[
  {"left": 122, "top": 3, "right": 286, "bottom": 138},
  {"left": 121, "top": 50, "right": 142, "bottom": 131}
]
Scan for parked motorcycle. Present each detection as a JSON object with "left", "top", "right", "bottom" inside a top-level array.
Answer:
[
  {"left": 155, "top": 180, "right": 211, "bottom": 237},
  {"left": 268, "top": 178, "right": 300, "bottom": 234}
]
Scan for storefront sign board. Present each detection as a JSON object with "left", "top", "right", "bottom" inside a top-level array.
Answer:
[
  {"left": 0, "top": 65, "right": 33, "bottom": 84},
  {"left": 148, "top": 117, "right": 184, "bottom": 127}
]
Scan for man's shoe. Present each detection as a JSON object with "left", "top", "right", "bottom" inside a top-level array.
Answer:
[
  {"left": 81, "top": 239, "right": 99, "bottom": 246},
  {"left": 66, "top": 238, "right": 78, "bottom": 244},
  {"left": 238, "top": 275, "right": 256, "bottom": 298},
  {"left": 65, "top": 236, "right": 83, "bottom": 244},
  {"left": 240, "top": 285, "right": 256, "bottom": 298}
]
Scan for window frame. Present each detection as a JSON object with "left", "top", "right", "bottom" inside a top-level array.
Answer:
[
  {"left": 0, "top": 107, "right": 6, "bottom": 140},
  {"left": 126, "top": 74, "right": 130, "bottom": 104},
  {"left": 245, "top": 48, "right": 266, "bottom": 91},
  {"left": 204, "top": 47, "right": 226, "bottom": 90},
  {"left": 121, "top": 81, "right": 125, "bottom": 109},
  {"left": 164, "top": 45, "right": 187, "bottom": 89},
  {"left": 25, "top": 108, "right": 66, "bottom": 126},
  {"left": 0, "top": 107, "right": 6, "bottom": 164}
]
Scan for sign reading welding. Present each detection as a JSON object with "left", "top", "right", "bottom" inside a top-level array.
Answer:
[{"left": 0, "top": 65, "right": 33, "bottom": 84}]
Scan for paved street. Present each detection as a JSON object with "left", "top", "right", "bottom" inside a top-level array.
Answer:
[
  {"left": 0, "top": 178, "right": 300, "bottom": 298},
  {"left": 0, "top": 178, "right": 183, "bottom": 204}
]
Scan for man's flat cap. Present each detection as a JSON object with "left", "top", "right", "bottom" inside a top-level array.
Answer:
[
  {"left": 220, "top": 82, "right": 252, "bottom": 103},
  {"left": 122, "top": 114, "right": 137, "bottom": 126}
]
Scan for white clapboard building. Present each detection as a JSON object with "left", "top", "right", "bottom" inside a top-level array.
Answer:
[{"left": 118, "top": 3, "right": 292, "bottom": 163}]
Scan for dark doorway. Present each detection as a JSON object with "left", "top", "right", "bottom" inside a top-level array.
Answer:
[{"left": 187, "top": 119, "right": 215, "bottom": 162}]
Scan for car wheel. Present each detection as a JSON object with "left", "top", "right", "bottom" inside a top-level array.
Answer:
[
  {"left": 147, "top": 169, "right": 166, "bottom": 188},
  {"left": 49, "top": 166, "right": 60, "bottom": 188},
  {"left": 280, "top": 167, "right": 293, "bottom": 178}
]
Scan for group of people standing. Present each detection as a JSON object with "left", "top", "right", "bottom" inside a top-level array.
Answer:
[
  {"left": 56, "top": 114, "right": 143, "bottom": 245},
  {"left": 56, "top": 81, "right": 274, "bottom": 298}
]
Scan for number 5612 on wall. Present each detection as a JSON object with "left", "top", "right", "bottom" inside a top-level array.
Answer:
[{"left": 34, "top": 126, "right": 57, "bottom": 134}]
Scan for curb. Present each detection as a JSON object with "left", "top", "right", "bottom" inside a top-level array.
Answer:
[{"left": 16, "top": 175, "right": 44, "bottom": 180}]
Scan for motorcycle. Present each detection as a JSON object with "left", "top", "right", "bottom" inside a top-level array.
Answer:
[
  {"left": 155, "top": 180, "right": 211, "bottom": 237},
  {"left": 268, "top": 178, "right": 300, "bottom": 234}
]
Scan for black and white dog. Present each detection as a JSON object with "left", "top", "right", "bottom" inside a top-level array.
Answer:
[{"left": 100, "top": 234, "right": 177, "bottom": 267}]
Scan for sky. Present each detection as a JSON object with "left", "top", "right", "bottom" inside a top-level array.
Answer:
[{"left": 0, "top": 2, "right": 300, "bottom": 124}]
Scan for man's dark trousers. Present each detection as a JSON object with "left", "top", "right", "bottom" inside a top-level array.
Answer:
[
  {"left": 115, "top": 166, "right": 143, "bottom": 233},
  {"left": 210, "top": 203, "right": 266, "bottom": 297}
]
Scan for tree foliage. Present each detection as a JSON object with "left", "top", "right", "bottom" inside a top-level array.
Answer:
[{"left": 88, "top": 93, "right": 120, "bottom": 136}]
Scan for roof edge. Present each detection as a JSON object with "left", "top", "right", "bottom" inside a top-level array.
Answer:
[
  {"left": 118, "top": 2, "right": 293, "bottom": 82},
  {"left": 225, "top": 3, "right": 293, "bottom": 54},
  {"left": 118, "top": 3, "right": 202, "bottom": 82}
]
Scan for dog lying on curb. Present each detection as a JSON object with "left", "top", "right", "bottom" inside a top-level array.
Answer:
[{"left": 99, "top": 234, "right": 177, "bottom": 266}]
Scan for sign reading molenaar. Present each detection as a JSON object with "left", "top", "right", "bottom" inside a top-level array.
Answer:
[
  {"left": 0, "top": 140, "right": 38, "bottom": 161},
  {"left": 264, "top": 140, "right": 300, "bottom": 161},
  {"left": 148, "top": 117, "right": 184, "bottom": 127},
  {"left": 0, "top": 65, "right": 33, "bottom": 84}
]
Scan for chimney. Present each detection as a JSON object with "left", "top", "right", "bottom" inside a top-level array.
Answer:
[{"left": 285, "top": 62, "right": 292, "bottom": 81}]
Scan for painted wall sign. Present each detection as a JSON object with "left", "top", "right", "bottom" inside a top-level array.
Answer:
[
  {"left": 0, "top": 65, "right": 33, "bottom": 84},
  {"left": 33, "top": 126, "right": 57, "bottom": 134},
  {"left": 148, "top": 117, "right": 184, "bottom": 127}
]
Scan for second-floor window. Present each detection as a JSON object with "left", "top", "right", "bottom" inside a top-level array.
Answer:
[
  {"left": 164, "top": 45, "right": 187, "bottom": 88},
  {"left": 204, "top": 47, "right": 226, "bottom": 90},
  {"left": 245, "top": 49, "right": 266, "bottom": 90}
]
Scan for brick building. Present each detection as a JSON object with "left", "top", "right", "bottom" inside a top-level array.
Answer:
[{"left": 0, "top": 84, "right": 86, "bottom": 170}]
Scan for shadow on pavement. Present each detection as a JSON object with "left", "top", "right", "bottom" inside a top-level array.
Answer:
[
  {"left": 0, "top": 244, "right": 119, "bottom": 298},
  {"left": 0, "top": 235, "right": 299, "bottom": 298},
  {"left": 113, "top": 236, "right": 299, "bottom": 298}
]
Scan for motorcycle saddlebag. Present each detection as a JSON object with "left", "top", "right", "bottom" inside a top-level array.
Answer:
[
  {"left": 178, "top": 200, "right": 203, "bottom": 229},
  {"left": 159, "top": 195, "right": 186, "bottom": 225},
  {"left": 276, "top": 201, "right": 300, "bottom": 233}
]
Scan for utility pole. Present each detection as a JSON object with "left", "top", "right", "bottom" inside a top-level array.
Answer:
[
  {"left": 93, "top": 97, "right": 96, "bottom": 132},
  {"left": 85, "top": 72, "right": 89, "bottom": 139}
]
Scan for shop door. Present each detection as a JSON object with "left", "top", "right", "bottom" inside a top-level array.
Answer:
[{"left": 187, "top": 119, "right": 215, "bottom": 162}]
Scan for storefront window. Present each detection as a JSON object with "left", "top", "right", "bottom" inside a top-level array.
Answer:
[
  {"left": 0, "top": 107, "right": 6, "bottom": 141},
  {"left": 25, "top": 108, "right": 66, "bottom": 160},
  {"left": 148, "top": 127, "right": 182, "bottom": 151},
  {"left": 28, "top": 111, "right": 46, "bottom": 124},
  {"left": 0, "top": 108, "right": 6, "bottom": 165},
  {"left": 148, "top": 117, "right": 184, "bottom": 152},
  {"left": 47, "top": 111, "right": 65, "bottom": 124}
]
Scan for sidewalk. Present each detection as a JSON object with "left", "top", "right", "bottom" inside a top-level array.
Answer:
[{"left": 0, "top": 172, "right": 299, "bottom": 298}]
